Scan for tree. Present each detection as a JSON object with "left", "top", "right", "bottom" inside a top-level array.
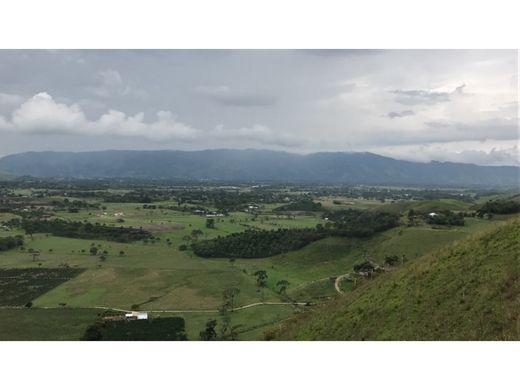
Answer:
[
  {"left": 191, "top": 229, "right": 203, "bottom": 240},
  {"left": 276, "top": 280, "right": 290, "bottom": 294},
  {"left": 90, "top": 246, "right": 98, "bottom": 256},
  {"left": 206, "top": 218, "right": 215, "bottom": 229},
  {"left": 199, "top": 319, "right": 218, "bottom": 341},
  {"left": 384, "top": 255, "right": 399, "bottom": 266},
  {"left": 254, "top": 270, "right": 268, "bottom": 288},
  {"left": 223, "top": 287, "right": 240, "bottom": 311},
  {"left": 229, "top": 257, "right": 236, "bottom": 268},
  {"left": 119, "top": 250, "right": 125, "bottom": 256},
  {"left": 407, "top": 209, "right": 416, "bottom": 225}
]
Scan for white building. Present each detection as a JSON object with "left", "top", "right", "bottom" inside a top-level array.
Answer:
[{"left": 125, "top": 311, "right": 148, "bottom": 320}]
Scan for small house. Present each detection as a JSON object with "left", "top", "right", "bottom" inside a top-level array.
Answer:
[{"left": 125, "top": 311, "right": 148, "bottom": 320}]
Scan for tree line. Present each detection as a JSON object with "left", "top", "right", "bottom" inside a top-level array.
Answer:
[{"left": 22, "top": 219, "right": 151, "bottom": 242}]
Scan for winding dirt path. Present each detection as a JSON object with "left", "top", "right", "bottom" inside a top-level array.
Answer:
[{"left": 334, "top": 274, "right": 351, "bottom": 295}]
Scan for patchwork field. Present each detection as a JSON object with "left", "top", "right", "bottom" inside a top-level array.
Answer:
[{"left": 0, "top": 180, "right": 517, "bottom": 340}]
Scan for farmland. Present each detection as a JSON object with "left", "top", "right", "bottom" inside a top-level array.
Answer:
[{"left": 0, "top": 177, "right": 518, "bottom": 340}]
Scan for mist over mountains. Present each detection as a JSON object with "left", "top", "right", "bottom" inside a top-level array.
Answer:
[{"left": 0, "top": 149, "right": 518, "bottom": 187}]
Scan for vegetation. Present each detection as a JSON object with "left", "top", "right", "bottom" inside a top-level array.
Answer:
[
  {"left": 477, "top": 199, "right": 520, "bottom": 215},
  {"left": 0, "top": 235, "right": 24, "bottom": 252},
  {"left": 274, "top": 199, "right": 324, "bottom": 212},
  {"left": 324, "top": 209, "right": 400, "bottom": 237},
  {"left": 425, "top": 210, "right": 465, "bottom": 226},
  {"left": 22, "top": 219, "right": 151, "bottom": 242},
  {"left": 270, "top": 218, "right": 520, "bottom": 340},
  {"left": 82, "top": 316, "right": 187, "bottom": 341},
  {"left": 0, "top": 268, "right": 84, "bottom": 306},
  {"left": 0, "top": 177, "right": 517, "bottom": 341},
  {"left": 192, "top": 228, "right": 326, "bottom": 258}
]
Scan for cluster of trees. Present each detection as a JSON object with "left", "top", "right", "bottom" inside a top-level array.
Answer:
[
  {"left": 82, "top": 316, "right": 187, "bottom": 341},
  {"left": 425, "top": 210, "right": 464, "bottom": 226},
  {"left": 22, "top": 219, "right": 151, "bottom": 242},
  {"left": 0, "top": 235, "right": 24, "bottom": 251},
  {"left": 323, "top": 209, "right": 400, "bottom": 237},
  {"left": 476, "top": 199, "right": 520, "bottom": 215},
  {"left": 103, "top": 191, "right": 154, "bottom": 203},
  {"left": 50, "top": 199, "right": 100, "bottom": 212},
  {"left": 193, "top": 208, "right": 400, "bottom": 258},
  {"left": 192, "top": 228, "right": 327, "bottom": 258},
  {"left": 273, "top": 199, "right": 324, "bottom": 212}
]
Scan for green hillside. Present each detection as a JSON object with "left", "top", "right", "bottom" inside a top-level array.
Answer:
[{"left": 270, "top": 218, "right": 520, "bottom": 340}]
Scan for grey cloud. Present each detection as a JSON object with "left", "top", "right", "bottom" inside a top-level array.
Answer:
[
  {"left": 390, "top": 89, "right": 451, "bottom": 105},
  {"left": 387, "top": 110, "right": 415, "bottom": 118},
  {"left": 198, "top": 86, "right": 276, "bottom": 107},
  {"left": 390, "top": 83, "right": 466, "bottom": 106},
  {"left": 0, "top": 50, "right": 517, "bottom": 165}
]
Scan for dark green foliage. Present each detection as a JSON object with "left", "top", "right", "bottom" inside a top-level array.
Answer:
[
  {"left": 276, "top": 279, "right": 290, "bottom": 294},
  {"left": 206, "top": 218, "right": 215, "bottom": 229},
  {"left": 82, "top": 317, "right": 187, "bottom": 341},
  {"left": 353, "top": 261, "right": 375, "bottom": 273},
  {"left": 22, "top": 219, "right": 151, "bottom": 242},
  {"left": 324, "top": 209, "right": 400, "bottom": 237},
  {"left": 477, "top": 199, "right": 520, "bottom": 215},
  {"left": 0, "top": 268, "right": 84, "bottom": 306},
  {"left": 192, "top": 228, "right": 326, "bottom": 258},
  {"left": 274, "top": 199, "right": 324, "bottom": 212},
  {"left": 425, "top": 211, "right": 464, "bottom": 226},
  {"left": 199, "top": 319, "right": 218, "bottom": 341},
  {"left": 254, "top": 270, "right": 268, "bottom": 287},
  {"left": 384, "top": 255, "right": 400, "bottom": 266},
  {"left": 0, "top": 235, "right": 24, "bottom": 252}
]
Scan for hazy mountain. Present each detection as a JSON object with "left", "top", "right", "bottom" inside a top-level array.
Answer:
[{"left": 0, "top": 149, "right": 518, "bottom": 186}]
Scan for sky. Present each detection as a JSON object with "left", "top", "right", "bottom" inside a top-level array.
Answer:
[{"left": 0, "top": 49, "right": 518, "bottom": 165}]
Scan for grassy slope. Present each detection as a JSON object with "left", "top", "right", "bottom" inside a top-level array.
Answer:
[{"left": 272, "top": 218, "right": 520, "bottom": 340}]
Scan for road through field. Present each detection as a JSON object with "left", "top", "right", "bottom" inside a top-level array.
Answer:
[{"left": 20, "top": 301, "right": 311, "bottom": 314}]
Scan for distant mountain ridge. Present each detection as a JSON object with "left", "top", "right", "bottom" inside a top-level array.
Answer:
[{"left": 0, "top": 149, "right": 518, "bottom": 187}]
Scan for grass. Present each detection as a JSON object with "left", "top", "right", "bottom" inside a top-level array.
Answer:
[
  {"left": 0, "top": 308, "right": 102, "bottom": 340},
  {"left": 0, "top": 268, "right": 84, "bottom": 306},
  {"left": 272, "top": 217, "right": 520, "bottom": 340},
  {"left": 0, "top": 194, "right": 513, "bottom": 340}
]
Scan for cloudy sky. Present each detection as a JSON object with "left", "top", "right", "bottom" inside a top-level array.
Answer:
[{"left": 0, "top": 49, "right": 517, "bottom": 165}]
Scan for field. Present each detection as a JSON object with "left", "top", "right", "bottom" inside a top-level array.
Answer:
[{"left": 0, "top": 180, "right": 517, "bottom": 340}]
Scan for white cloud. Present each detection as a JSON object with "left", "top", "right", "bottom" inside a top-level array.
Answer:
[
  {"left": 1, "top": 92, "right": 200, "bottom": 140},
  {"left": 1, "top": 92, "right": 292, "bottom": 146}
]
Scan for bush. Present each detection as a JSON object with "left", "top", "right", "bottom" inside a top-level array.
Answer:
[{"left": 0, "top": 235, "right": 24, "bottom": 252}]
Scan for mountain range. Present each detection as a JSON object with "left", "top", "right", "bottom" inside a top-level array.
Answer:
[{"left": 0, "top": 149, "right": 518, "bottom": 187}]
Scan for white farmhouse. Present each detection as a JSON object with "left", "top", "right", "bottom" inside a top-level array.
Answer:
[{"left": 125, "top": 311, "right": 148, "bottom": 320}]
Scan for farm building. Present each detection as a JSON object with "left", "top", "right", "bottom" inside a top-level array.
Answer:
[
  {"left": 125, "top": 311, "right": 148, "bottom": 320},
  {"left": 428, "top": 212, "right": 438, "bottom": 217}
]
